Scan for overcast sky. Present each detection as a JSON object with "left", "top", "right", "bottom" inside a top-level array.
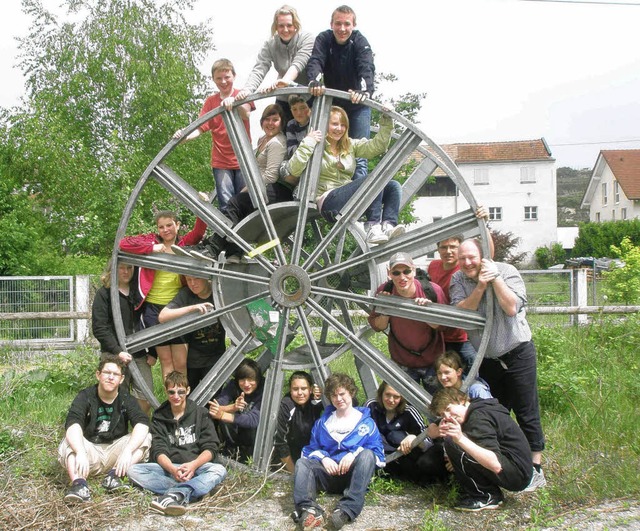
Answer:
[{"left": 1, "top": 0, "right": 639, "bottom": 169}]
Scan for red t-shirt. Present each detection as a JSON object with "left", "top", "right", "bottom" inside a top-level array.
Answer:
[
  {"left": 198, "top": 89, "right": 255, "bottom": 169},
  {"left": 428, "top": 260, "right": 467, "bottom": 343}
]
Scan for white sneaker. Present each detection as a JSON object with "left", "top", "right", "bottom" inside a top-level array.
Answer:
[
  {"left": 366, "top": 224, "right": 389, "bottom": 244},
  {"left": 523, "top": 467, "right": 547, "bottom": 492},
  {"left": 383, "top": 222, "right": 405, "bottom": 240}
]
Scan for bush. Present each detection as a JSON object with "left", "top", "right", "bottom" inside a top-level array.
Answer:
[
  {"left": 602, "top": 236, "right": 640, "bottom": 304},
  {"left": 572, "top": 219, "right": 640, "bottom": 257}
]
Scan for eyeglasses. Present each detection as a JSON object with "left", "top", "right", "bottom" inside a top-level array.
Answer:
[
  {"left": 167, "top": 389, "right": 187, "bottom": 396},
  {"left": 391, "top": 269, "right": 413, "bottom": 276},
  {"left": 101, "top": 370, "right": 122, "bottom": 378}
]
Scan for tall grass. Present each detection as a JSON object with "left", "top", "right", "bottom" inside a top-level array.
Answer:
[{"left": 0, "top": 316, "right": 639, "bottom": 522}]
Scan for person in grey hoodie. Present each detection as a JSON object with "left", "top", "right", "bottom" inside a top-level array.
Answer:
[{"left": 128, "top": 371, "right": 227, "bottom": 516}]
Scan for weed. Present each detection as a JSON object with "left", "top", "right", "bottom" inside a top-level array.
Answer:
[{"left": 420, "top": 504, "right": 447, "bottom": 531}]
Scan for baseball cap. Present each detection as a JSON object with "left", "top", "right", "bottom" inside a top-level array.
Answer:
[{"left": 388, "top": 252, "right": 415, "bottom": 269}]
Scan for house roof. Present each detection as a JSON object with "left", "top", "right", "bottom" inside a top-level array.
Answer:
[
  {"left": 581, "top": 149, "right": 640, "bottom": 207},
  {"left": 411, "top": 138, "right": 554, "bottom": 167},
  {"left": 601, "top": 150, "right": 640, "bottom": 200}
]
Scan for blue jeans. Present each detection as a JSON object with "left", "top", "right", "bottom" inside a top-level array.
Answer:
[
  {"left": 401, "top": 365, "right": 439, "bottom": 395},
  {"left": 321, "top": 179, "right": 400, "bottom": 226},
  {"left": 127, "top": 462, "right": 227, "bottom": 502},
  {"left": 347, "top": 105, "right": 371, "bottom": 182},
  {"left": 293, "top": 450, "right": 376, "bottom": 521},
  {"left": 212, "top": 168, "right": 246, "bottom": 214},
  {"left": 445, "top": 340, "right": 478, "bottom": 376}
]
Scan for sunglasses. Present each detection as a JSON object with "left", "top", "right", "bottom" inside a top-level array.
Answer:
[
  {"left": 167, "top": 389, "right": 187, "bottom": 396},
  {"left": 391, "top": 269, "right": 413, "bottom": 276}
]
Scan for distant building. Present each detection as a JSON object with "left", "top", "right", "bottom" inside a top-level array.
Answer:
[
  {"left": 581, "top": 149, "right": 640, "bottom": 222},
  {"left": 411, "top": 138, "right": 557, "bottom": 261}
]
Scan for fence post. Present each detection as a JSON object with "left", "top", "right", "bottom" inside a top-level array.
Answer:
[
  {"left": 571, "top": 269, "right": 588, "bottom": 325},
  {"left": 76, "top": 275, "right": 91, "bottom": 342}
]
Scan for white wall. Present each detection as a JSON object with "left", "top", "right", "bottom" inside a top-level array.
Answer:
[{"left": 411, "top": 159, "right": 558, "bottom": 261}]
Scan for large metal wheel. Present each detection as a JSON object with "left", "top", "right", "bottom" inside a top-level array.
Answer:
[{"left": 110, "top": 88, "right": 492, "bottom": 471}]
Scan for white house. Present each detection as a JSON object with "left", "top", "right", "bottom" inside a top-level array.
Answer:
[
  {"left": 411, "top": 138, "right": 557, "bottom": 261},
  {"left": 581, "top": 149, "right": 640, "bottom": 222}
]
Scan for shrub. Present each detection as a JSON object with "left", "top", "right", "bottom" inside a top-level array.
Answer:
[{"left": 602, "top": 236, "right": 640, "bottom": 304}]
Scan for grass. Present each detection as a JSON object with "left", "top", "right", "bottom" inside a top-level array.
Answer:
[{"left": 1, "top": 316, "right": 639, "bottom": 529}]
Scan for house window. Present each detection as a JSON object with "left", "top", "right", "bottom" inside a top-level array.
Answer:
[
  {"left": 596, "top": 212, "right": 601, "bottom": 222},
  {"left": 489, "top": 207, "right": 502, "bottom": 221},
  {"left": 602, "top": 183, "right": 608, "bottom": 205},
  {"left": 621, "top": 208, "right": 627, "bottom": 220},
  {"left": 614, "top": 181, "right": 620, "bottom": 204},
  {"left": 520, "top": 166, "right": 537, "bottom": 183},
  {"left": 612, "top": 210, "right": 616, "bottom": 221},
  {"left": 473, "top": 168, "right": 489, "bottom": 185},
  {"left": 524, "top": 206, "right": 538, "bottom": 220}
]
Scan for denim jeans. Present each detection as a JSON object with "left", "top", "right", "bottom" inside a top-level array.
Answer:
[
  {"left": 127, "top": 462, "right": 227, "bottom": 502},
  {"left": 212, "top": 168, "right": 246, "bottom": 214},
  {"left": 400, "top": 365, "right": 439, "bottom": 395},
  {"left": 347, "top": 105, "right": 371, "bottom": 182},
  {"left": 479, "top": 341, "right": 545, "bottom": 452},
  {"left": 293, "top": 450, "right": 376, "bottom": 521},
  {"left": 321, "top": 178, "right": 400, "bottom": 226},
  {"left": 445, "top": 340, "right": 478, "bottom": 376}
]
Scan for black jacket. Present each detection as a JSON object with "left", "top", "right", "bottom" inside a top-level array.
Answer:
[
  {"left": 463, "top": 398, "right": 533, "bottom": 486},
  {"left": 64, "top": 385, "right": 149, "bottom": 444},
  {"left": 91, "top": 285, "right": 139, "bottom": 356},
  {"left": 150, "top": 399, "right": 220, "bottom": 464},
  {"left": 306, "top": 29, "right": 375, "bottom": 111},
  {"left": 274, "top": 396, "right": 324, "bottom": 461}
]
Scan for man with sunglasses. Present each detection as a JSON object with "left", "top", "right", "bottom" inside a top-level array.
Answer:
[
  {"left": 127, "top": 371, "right": 227, "bottom": 516},
  {"left": 368, "top": 252, "right": 446, "bottom": 393},
  {"left": 59, "top": 355, "right": 151, "bottom": 503}
]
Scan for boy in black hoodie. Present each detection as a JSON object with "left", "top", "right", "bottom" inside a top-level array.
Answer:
[
  {"left": 128, "top": 372, "right": 227, "bottom": 516},
  {"left": 430, "top": 388, "right": 533, "bottom": 512}
]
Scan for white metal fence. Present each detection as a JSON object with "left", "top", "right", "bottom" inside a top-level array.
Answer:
[
  {"left": 0, "top": 276, "right": 91, "bottom": 346},
  {"left": 0, "top": 270, "right": 636, "bottom": 349}
]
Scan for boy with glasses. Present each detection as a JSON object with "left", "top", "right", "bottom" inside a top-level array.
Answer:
[
  {"left": 368, "top": 252, "right": 446, "bottom": 393},
  {"left": 58, "top": 356, "right": 151, "bottom": 503},
  {"left": 128, "top": 371, "right": 227, "bottom": 516}
]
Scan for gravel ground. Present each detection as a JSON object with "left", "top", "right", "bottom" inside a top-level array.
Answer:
[{"left": 109, "top": 478, "right": 640, "bottom": 531}]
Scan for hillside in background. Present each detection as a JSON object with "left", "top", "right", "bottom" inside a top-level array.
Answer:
[{"left": 557, "top": 167, "right": 591, "bottom": 226}]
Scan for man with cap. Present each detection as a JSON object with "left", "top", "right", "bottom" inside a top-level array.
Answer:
[{"left": 368, "top": 252, "right": 446, "bottom": 393}]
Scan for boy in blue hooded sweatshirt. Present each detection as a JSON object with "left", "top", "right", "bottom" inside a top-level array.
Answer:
[{"left": 292, "top": 373, "right": 384, "bottom": 530}]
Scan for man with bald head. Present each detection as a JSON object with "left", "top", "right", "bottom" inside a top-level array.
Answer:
[{"left": 449, "top": 238, "right": 546, "bottom": 492}]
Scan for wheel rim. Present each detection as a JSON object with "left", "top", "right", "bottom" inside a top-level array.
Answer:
[{"left": 110, "top": 87, "right": 493, "bottom": 471}]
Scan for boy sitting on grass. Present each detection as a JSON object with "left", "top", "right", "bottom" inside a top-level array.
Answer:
[
  {"left": 430, "top": 388, "right": 533, "bottom": 512},
  {"left": 59, "top": 355, "right": 151, "bottom": 503},
  {"left": 128, "top": 371, "right": 227, "bottom": 516}
]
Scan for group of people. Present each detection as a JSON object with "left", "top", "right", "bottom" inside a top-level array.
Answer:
[
  {"left": 170, "top": 3, "right": 404, "bottom": 265},
  {"left": 69, "top": 2, "right": 548, "bottom": 527}
]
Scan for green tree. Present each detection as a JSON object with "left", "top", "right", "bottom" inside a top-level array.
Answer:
[
  {"left": 602, "top": 237, "right": 640, "bottom": 305},
  {"left": 2, "top": 0, "right": 213, "bottom": 271}
]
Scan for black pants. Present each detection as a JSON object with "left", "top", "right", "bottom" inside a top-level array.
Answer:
[{"left": 225, "top": 182, "right": 293, "bottom": 225}]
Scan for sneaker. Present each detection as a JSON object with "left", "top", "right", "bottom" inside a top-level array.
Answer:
[
  {"left": 298, "top": 508, "right": 325, "bottom": 530},
  {"left": 382, "top": 222, "right": 405, "bottom": 240},
  {"left": 64, "top": 481, "right": 91, "bottom": 503},
  {"left": 523, "top": 467, "right": 547, "bottom": 492},
  {"left": 171, "top": 244, "right": 193, "bottom": 257},
  {"left": 366, "top": 224, "right": 388, "bottom": 244},
  {"left": 329, "top": 508, "right": 350, "bottom": 530},
  {"left": 225, "top": 253, "right": 242, "bottom": 264},
  {"left": 455, "top": 492, "right": 503, "bottom": 512},
  {"left": 150, "top": 493, "right": 187, "bottom": 516},
  {"left": 101, "top": 474, "right": 128, "bottom": 492}
]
